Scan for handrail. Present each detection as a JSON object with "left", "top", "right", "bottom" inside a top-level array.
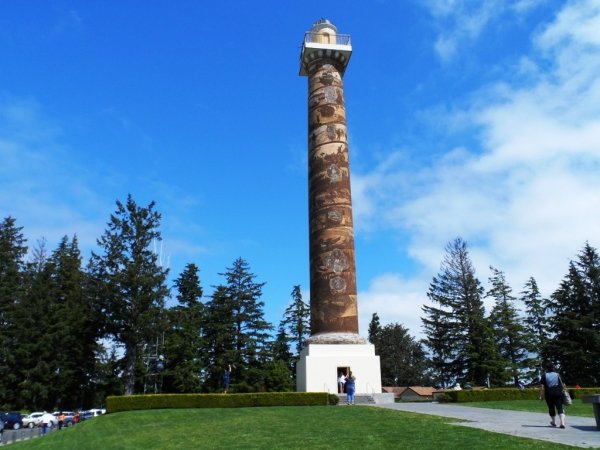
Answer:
[{"left": 304, "top": 32, "right": 351, "bottom": 46}]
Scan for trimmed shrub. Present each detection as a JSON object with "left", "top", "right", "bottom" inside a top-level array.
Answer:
[
  {"left": 439, "top": 387, "right": 600, "bottom": 403},
  {"left": 106, "top": 392, "right": 331, "bottom": 413}
]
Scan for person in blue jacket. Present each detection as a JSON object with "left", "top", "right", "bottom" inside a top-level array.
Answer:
[
  {"left": 345, "top": 371, "right": 356, "bottom": 405},
  {"left": 223, "top": 364, "right": 232, "bottom": 393}
]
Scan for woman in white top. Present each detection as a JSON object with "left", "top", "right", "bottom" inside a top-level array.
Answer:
[
  {"left": 338, "top": 373, "right": 346, "bottom": 393},
  {"left": 539, "top": 363, "right": 567, "bottom": 428}
]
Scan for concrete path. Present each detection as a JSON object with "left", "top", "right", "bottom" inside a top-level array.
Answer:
[{"left": 371, "top": 402, "right": 600, "bottom": 448}]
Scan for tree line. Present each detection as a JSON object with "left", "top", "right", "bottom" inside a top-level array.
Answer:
[
  {"left": 420, "top": 237, "right": 600, "bottom": 389},
  {"left": 0, "top": 195, "right": 310, "bottom": 411},
  {"left": 1, "top": 196, "right": 598, "bottom": 410}
]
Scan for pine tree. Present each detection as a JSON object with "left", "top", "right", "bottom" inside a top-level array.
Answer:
[
  {"left": 53, "top": 236, "right": 101, "bottom": 407},
  {"left": 372, "top": 322, "right": 430, "bottom": 386},
  {"left": 202, "top": 285, "right": 236, "bottom": 391},
  {"left": 546, "top": 243, "right": 600, "bottom": 385},
  {"left": 520, "top": 276, "right": 548, "bottom": 380},
  {"left": 368, "top": 312, "right": 382, "bottom": 345},
  {"left": 267, "top": 324, "right": 294, "bottom": 389},
  {"left": 93, "top": 345, "right": 124, "bottom": 406},
  {"left": 88, "top": 195, "right": 169, "bottom": 395},
  {"left": 263, "top": 359, "right": 294, "bottom": 392},
  {"left": 421, "top": 304, "right": 454, "bottom": 388},
  {"left": 14, "top": 238, "right": 54, "bottom": 410},
  {"left": 422, "top": 238, "right": 498, "bottom": 387},
  {"left": 281, "top": 285, "right": 310, "bottom": 355},
  {"left": 272, "top": 324, "right": 293, "bottom": 366},
  {"left": 163, "top": 263, "right": 205, "bottom": 393},
  {"left": 487, "top": 266, "right": 529, "bottom": 386},
  {"left": 0, "top": 217, "right": 28, "bottom": 407},
  {"left": 218, "top": 258, "right": 273, "bottom": 392}
]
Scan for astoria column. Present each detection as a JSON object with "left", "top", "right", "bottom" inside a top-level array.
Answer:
[{"left": 300, "top": 19, "right": 364, "bottom": 345}]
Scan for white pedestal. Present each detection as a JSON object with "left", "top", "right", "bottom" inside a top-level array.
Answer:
[{"left": 296, "top": 343, "right": 382, "bottom": 394}]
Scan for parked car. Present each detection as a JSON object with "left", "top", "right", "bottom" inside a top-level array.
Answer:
[
  {"left": 79, "top": 408, "right": 105, "bottom": 421},
  {"left": 22, "top": 412, "right": 46, "bottom": 429},
  {"left": 78, "top": 411, "right": 93, "bottom": 421},
  {"left": 88, "top": 408, "right": 105, "bottom": 417},
  {"left": 40, "top": 412, "right": 58, "bottom": 428},
  {"left": 52, "top": 411, "right": 78, "bottom": 427},
  {"left": 1, "top": 411, "right": 23, "bottom": 430}
]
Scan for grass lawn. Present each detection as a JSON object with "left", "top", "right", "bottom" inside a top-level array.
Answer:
[
  {"left": 457, "top": 399, "right": 594, "bottom": 417},
  {"left": 10, "top": 406, "right": 577, "bottom": 449}
]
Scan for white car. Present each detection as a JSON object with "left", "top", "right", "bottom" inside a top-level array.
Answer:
[
  {"left": 40, "top": 412, "right": 58, "bottom": 428},
  {"left": 22, "top": 412, "right": 46, "bottom": 429}
]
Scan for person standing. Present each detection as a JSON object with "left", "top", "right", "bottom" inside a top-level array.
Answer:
[
  {"left": 223, "top": 364, "right": 232, "bottom": 394},
  {"left": 41, "top": 412, "right": 54, "bottom": 435},
  {"left": 345, "top": 371, "right": 356, "bottom": 405},
  {"left": 58, "top": 412, "right": 65, "bottom": 430},
  {"left": 539, "top": 363, "right": 567, "bottom": 428},
  {"left": 338, "top": 372, "right": 346, "bottom": 394}
]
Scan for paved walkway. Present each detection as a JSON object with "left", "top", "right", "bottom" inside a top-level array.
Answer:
[{"left": 372, "top": 402, "right": 600, "bottom": 448}]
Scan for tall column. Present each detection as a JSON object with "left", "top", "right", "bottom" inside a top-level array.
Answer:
[{"left": 300, "top": 19, "right": 364, "bottom": 345}]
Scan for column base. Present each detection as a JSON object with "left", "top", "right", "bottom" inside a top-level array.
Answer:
[
  {"left": 296, "top": 342, "right": 382, "bottom": 394},
  {"left": 308, "top": 332, "right": 366, "bottom": 345}
]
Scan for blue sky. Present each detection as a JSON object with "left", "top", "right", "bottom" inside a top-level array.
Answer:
[{"left": 2, "top": 0, "right": 600, "bottom": 341}]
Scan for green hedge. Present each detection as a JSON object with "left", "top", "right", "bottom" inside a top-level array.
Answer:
[
  {"left": 106, "top": 392, "right": 335, "bottom": 413},
  {"left": 438, "top": 387, "right": 600, "bottom": 403}
]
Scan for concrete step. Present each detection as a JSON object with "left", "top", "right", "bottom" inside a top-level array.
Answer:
[{"left": 337, "top": 394, "right": 375, "bottom": 405}]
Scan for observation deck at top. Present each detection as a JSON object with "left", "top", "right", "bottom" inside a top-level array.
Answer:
[{"left": 299, "top": 29, "right": 352, "bottom": 76}]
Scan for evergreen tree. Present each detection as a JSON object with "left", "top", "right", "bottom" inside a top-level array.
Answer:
[
  {"left": 0, "top": 217, "right": 28, "bottom": 408},
  {"left": 163, "top": 263, "right": 205, "bottom": 393},
  {"left": 272, "top": 324, "right": 293, "bottom": 369},
  {"left": 88, "top": 195, "right": 169, "bottom": 394},
  {"left": 15, "top": 238, "right": 54, "bottom": 410},
  {"left": 92, "top": 345, "right": 124, "bottom": 406},
  {"left": 219, "top": 258, "right": 272, "bottom": 391},
  {"left": 546, "top": 243, "right": 600, "bottom": 385},
  {"left": 202, "top": 285, "right": 236, "bottom": 391},
  {"left": 421, "top": 305, "right": 454, "bottom": 388},
  {"left": 520, "top": 276, "right": 548, "bottom": 380},
  {"left": 258, "top": 324, "right": 294, "bottom": 391},
  {"left": 263, "top": 360, "right": 294, "bottom": 392},
  {"left": 52, "top": 236, "right": 100, "bottom": 408},
  {"left": 487, "top": 266, "right": 529, "bottom": 386},
  {"left": 280, "top": 285, "right": 310, "bottom": 355},
  {"left": 422, "top": 238, "right": 498, "bottom": 387},
  {"left": 368, "top": 312, "right": 382, "bottom": 345},
  {"left": 372, "top": 322, "right": 430, "bottom": 387}
]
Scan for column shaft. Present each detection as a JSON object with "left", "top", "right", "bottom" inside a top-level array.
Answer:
[{"left": 307, "top": 61, "right": 359, "bottom": 339}]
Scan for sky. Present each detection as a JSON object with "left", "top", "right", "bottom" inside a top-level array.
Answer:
[{"left": 2, "top": 0, "right": 600, "bottom": 342}]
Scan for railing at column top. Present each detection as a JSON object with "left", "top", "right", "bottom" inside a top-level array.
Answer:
[{"left": 304, "top": 32, "right": 351, "bottom": 46}]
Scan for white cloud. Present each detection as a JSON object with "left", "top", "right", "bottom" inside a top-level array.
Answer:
[
  {"left": 356, "top": 0, "right": 600, "bottom": 335},
  {"left": 0, "top": 96, "right": 110, "bottom": 255},
  {"left": 422, "top": 0, "right": 504, "bottom": 62},
  {"left": 512, "top": 0, "right": 549, "bottom": 14},
  {"left": 422, "top": 0, "right": 546, "bottom": 62},
  {"left": 359, "top": 273, "right": 429, "bottom": 340},
  {"left": 537, "top": 0, "right": 600, "bottom": 50}
]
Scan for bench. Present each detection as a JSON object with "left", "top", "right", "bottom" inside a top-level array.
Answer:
[{"left": 582, "top": 395, "right": 600, "bottom": 430}]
